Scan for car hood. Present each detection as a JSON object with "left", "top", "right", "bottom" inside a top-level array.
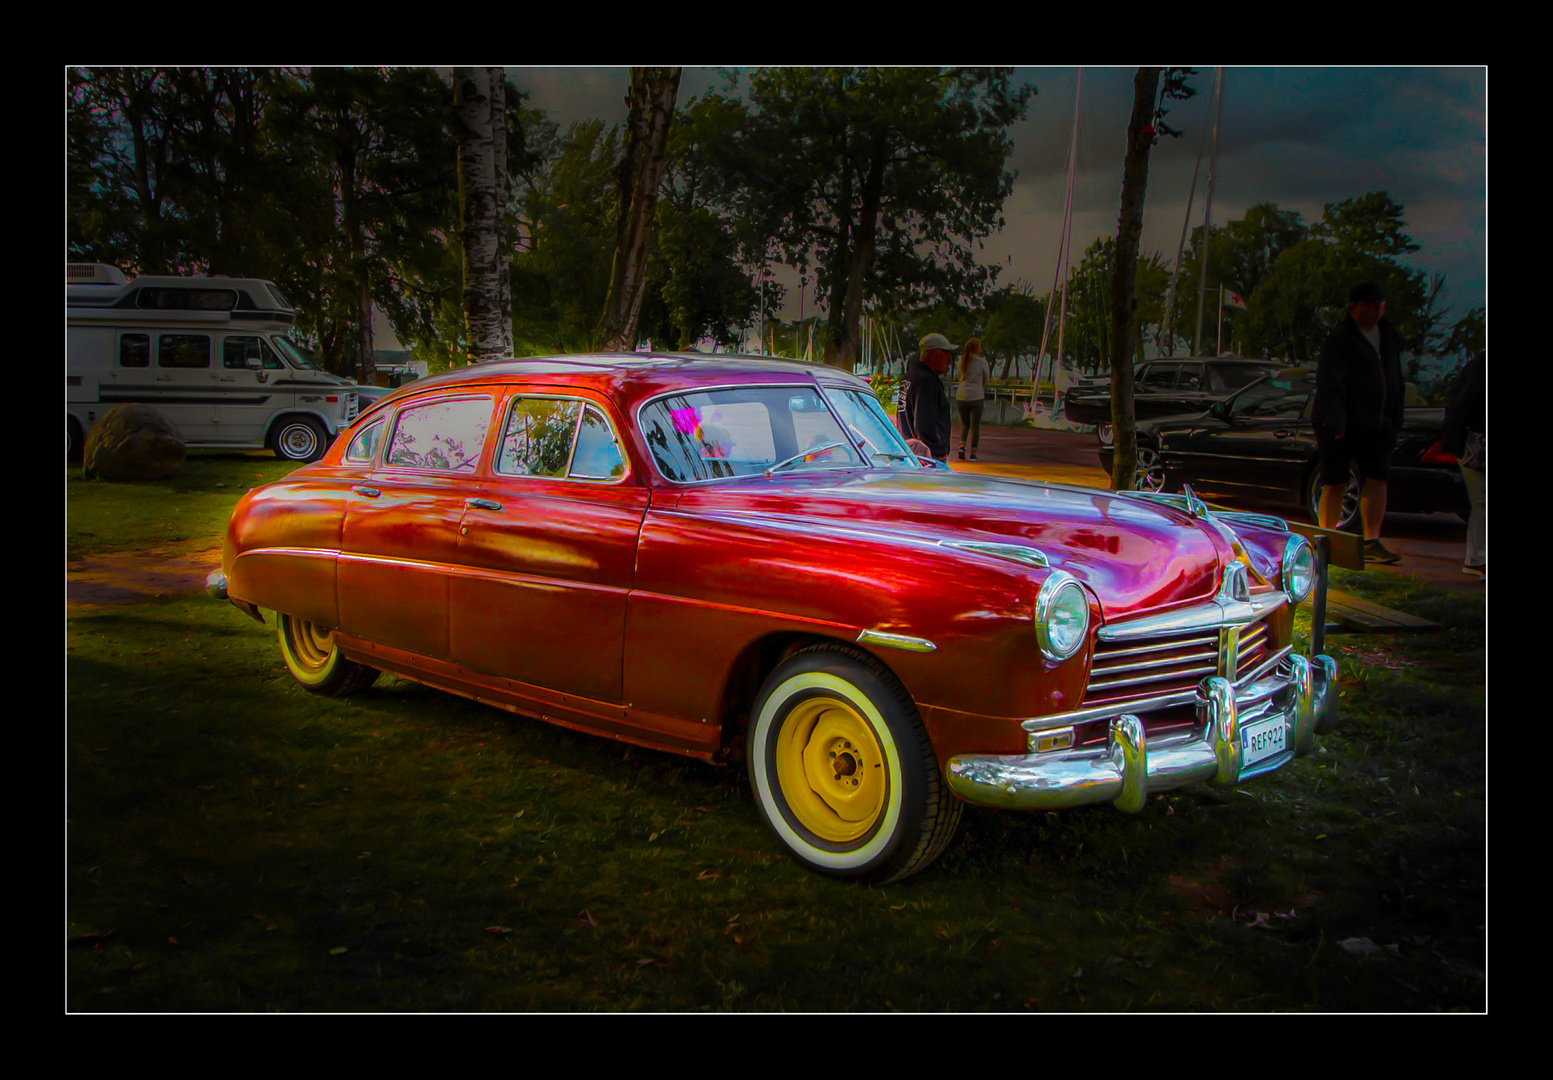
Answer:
[{"left": 670, "top": 469, "right": 1242, "bottom": 615}]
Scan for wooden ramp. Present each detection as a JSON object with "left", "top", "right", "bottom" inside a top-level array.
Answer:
[{"left": 1323, "top": 589, "right": 1439, "bottom": 634}]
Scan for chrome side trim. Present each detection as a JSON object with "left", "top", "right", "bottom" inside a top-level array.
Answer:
[
  {"left": 856, "top": 629, "right": 937, "bottom": 653},
  {"left": 937, "top": 540, "right": 1049, "bottom": 569}
]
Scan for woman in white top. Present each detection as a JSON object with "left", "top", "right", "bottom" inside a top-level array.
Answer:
[{"left": 954, "top": 337, "right": 989, "bottom": 461}]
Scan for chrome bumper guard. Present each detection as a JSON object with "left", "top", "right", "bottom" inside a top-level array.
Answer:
[
  {"left": 945, "top": 652, "right": 1339, "bottom": 812},
  {"left": 204, "top": 569, "right": 228, "bottom": 600}
]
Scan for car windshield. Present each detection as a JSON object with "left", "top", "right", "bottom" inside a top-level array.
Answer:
[
  {"left": 270, "top": 335, "right": 325, "bottom": 372},
  {"left": 823, "top": 387, "right": 921, "bottom": 468},
  {"left": 1227, "top": 374, "right": 1315, "bottom": 419},
  {"left": 639, "top": 385, "right": 869, "bottom": 483},
  {"left": 1209, "top": 364, "right": 1279, "bottom": 392}
]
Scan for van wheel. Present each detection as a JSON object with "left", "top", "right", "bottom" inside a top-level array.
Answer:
[
  {"left": 273, "top": 417, "right": 327, "bottom": 463},
  {"left": 277, "top": 613, "right": 379, "bottom": 695},
  {"left": 747, "top": 644, "right": 961, "bottom": 883}
]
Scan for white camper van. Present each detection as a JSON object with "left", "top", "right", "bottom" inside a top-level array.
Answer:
[{"left": 67, "top": 264, "right": 359, "bottom": 462}]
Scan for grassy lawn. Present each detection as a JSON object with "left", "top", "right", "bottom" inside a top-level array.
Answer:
[{"left": 66, "top": 466, "right": 1485, "bottom": 1012}]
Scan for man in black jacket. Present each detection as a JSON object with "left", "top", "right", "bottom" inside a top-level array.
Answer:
[
  {"left": 1313, "top": 281, "right": 1406, "bottom": 564},
  {"left": 899, "top": 332, "right": 956, "bottom": 462}
]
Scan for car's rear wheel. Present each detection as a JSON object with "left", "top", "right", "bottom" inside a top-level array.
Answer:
[
  {"left": 277, "top": 613, "right": 380, "bottom": 695},
  {"left": 747, "top": 644, "right": 961, "bottom": 883},
  {"left": 1306, "top": 463, "right": 1361, "bottom": 531}
]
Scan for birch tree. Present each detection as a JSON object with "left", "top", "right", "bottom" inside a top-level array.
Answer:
[{"left": 454, "top": 67, "right": 514, "bottom": 362}]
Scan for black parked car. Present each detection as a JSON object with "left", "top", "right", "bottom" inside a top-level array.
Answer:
[
  {"left": 1097, "top": 371, "right": 1469, "bottom": 529},
  {"left": 1065, "top": 357, "right": 1287, "bottom": 444}
]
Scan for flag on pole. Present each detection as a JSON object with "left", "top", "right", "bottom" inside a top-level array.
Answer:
[{"left": 1222, "top": 286, "right": 1248, "bottom": 310}]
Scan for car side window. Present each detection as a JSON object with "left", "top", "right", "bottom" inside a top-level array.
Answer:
[
  {"left": 344, "top": 419, "right": 385, "bottom": 464},
  {"left": 1177, "top": 365, "right": 1203, "bottom": 391},
  {"left": 569, "top": 405, "right": 627, "bottom": 480},
  {"left": 385, "top": 395, "right": 493, "bottom": 473},
  {"left": 496, "top": 397, "right": 582, "bottom": 478},
  {"left": 1140, "top": 364, "right": 1178, "bottom": 390}
]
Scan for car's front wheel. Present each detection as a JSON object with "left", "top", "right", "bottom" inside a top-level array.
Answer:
[
  {"left": 1135, "top": 442, "right": 1172, "bottom": 493},
  {"left": 747, "top": 645, "right": 961, "bottom": 883},
  {"left": 1306, "top": 463, "right": 1361, "bottom": 531},
  {"left": 272, "top": 417, "right": 328, "bottom": 463},
  {"left": 277, "top": 613, "right": 380, "bottom": 695}
]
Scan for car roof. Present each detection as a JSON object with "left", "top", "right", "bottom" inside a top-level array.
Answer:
[{"left": 379, "top": 353, "right": 870, "bottom": 414}]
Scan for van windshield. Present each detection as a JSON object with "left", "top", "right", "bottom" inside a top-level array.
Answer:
[{"left": 270, "top": 336, "right": 325, "bottom": 372}]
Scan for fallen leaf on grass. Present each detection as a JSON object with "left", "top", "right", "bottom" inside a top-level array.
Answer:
[
  {"left": 579, "top": 910, "right": 597, "bottom": 928},
  {"left": 68, "top": 930, "right": 114, "bottom": 946},
  {"left": 329, "top": 946, "right": 348, "bottom": 955},
  {"left": 484, "top": 926, "right": 513, "bottom": 935},
  {"left": 696, "top": 870, "right": 721, "bottom": 881},
  {"left": 636, "top": 958, "right": 661, "bottom": 968}
]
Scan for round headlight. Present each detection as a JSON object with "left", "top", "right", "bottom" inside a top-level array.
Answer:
[
  {"left": 1036, "top": 570, "right": 1090, "bottom": 661},
  {"left": 1282, "top": 535, "right": 1315, "bottom": 602}
]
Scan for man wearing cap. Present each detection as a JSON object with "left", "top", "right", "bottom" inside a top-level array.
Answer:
[
  {"left": 1313, "top": 282, "right": 1406, "bottom": 564},
  {"left": 899, "top": 333, "right": 956, "bottom": 463}
]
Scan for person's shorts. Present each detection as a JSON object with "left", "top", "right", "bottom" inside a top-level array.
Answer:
[{"left": 1317, "top": 426, "right": 1395, "bottom": 485}]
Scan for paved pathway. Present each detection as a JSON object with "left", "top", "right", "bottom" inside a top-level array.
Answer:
[{"left": 950, "top": 424, "right": 1482, "bottom": 595}]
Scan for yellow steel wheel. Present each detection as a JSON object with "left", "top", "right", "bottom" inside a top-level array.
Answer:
[
  {"left": 773, "top": 696, "right": 888, "bottom": 843},
  {"left": 748, "top": 645, "right": 962, "bottom": 883},
  {"left": 277, "top": 613, "right": 380, "bottom": 696}
]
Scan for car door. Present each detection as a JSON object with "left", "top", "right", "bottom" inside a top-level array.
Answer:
[
  {"left": 1133, "top": 362, "right": 1180, "bottom": 420},
  {"left": 449, "top": 390, "right": 647, "bottom": 705},
  {"left": 1182, "top": 378, "right": 1313, "bottom": 493},
  {"left": 337, "top": 391, "right": 499, "bottom": 662}
]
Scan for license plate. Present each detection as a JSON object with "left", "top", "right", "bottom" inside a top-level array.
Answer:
[{"left": 1241, "top": 715, "right": 1287, "bottom": 767}]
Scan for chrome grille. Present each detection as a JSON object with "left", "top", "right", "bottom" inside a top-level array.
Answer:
[{"left": 1085, "top": 613, "right": 1273, "bottom": 707}]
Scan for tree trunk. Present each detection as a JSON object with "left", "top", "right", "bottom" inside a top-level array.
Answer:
[
  {"left": 599, "top": 68, "right": 681, "bottom": 353},
  {"left": 455, "top": 67, "right": 514, "bottom": 364},
  {"left": 821, "top": 155, "right": 886, "bottom": 373},
  {"left": 1109, "top": 69, "right": 1162, "bottom": 493}
]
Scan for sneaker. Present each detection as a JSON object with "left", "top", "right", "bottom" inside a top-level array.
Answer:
[
  {"left": 1364, "top": 539, "right": 1401, "bottom": 565},
  {"left": 969, "top": 453, "right": 978, "bottom": 461},
  {"left": 956, "top": 446, "right": 966, "bottom": 460},
  {"left": 1462, "top": 564, "right": 1485, "bottom": 578}
]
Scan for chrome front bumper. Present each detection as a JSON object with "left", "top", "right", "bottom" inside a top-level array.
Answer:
[
  {"left": 204, "top": 569, "right": 228, "bottom": 600},
  {"left": 945, "top": 653, "right": 1339, "bottom": 812}
]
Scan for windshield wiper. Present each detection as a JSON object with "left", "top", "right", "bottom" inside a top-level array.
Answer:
[{"left": 764, "top": 441, "right": 850, "bottom": 478}]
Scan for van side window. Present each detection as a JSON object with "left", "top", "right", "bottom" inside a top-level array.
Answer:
[
  {"left": 119, "top": 333, "right": 150, "bottom": 368},
  {"left": 222, "top": 336, "right": 284, "bottom": 370},
  {"left": 344, "top": 419, "right": 385, "bottom": 464},
  {"left": 158, "top": 334, "right": 211, "bottom": 369}
]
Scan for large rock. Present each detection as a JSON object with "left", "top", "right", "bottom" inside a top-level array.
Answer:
[{"left": 83, "top": 405, "right": 186, "bottom": 480}]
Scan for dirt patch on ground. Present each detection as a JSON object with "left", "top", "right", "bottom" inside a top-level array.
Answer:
[{"left": 67, "top": 544, "right": 223, "bottom": 609}]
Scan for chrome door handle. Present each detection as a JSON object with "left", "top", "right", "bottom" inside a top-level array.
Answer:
[
  {"left": 465, "top": 498, "right": 502, "bottom": 512},
  {"left": 352, "top": 486, "right": 381, "bottom": 498}
]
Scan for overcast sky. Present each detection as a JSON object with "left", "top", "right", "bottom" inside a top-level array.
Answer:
[{"left": 385, "top": 66, "right": 1482, "bottom": 354}]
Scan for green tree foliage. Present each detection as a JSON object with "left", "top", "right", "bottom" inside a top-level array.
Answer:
[
  {"left": 704, "top": 68, "right": 1034, "bottom": 371},
  {"left": 981, "top": 283, "right": 1047, "bottom": 381},
  {"left": 1169, "top": 201, "right": 1308, "bottom": 354}
]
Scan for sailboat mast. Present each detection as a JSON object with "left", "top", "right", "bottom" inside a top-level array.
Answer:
[
  {"left": 1037, "top": 68, "right": 1083, "bottom": 394},
  {"left": 1163, "top": 67, "right": 1218, "bottom": 356},
  {"left": 1192, "top": 69, "right": 1226, "bottom": 356}
]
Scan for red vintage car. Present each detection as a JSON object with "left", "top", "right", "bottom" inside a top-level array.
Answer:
[{"left": 208, "top": 354, "right": 1339, "bottom": 883}]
